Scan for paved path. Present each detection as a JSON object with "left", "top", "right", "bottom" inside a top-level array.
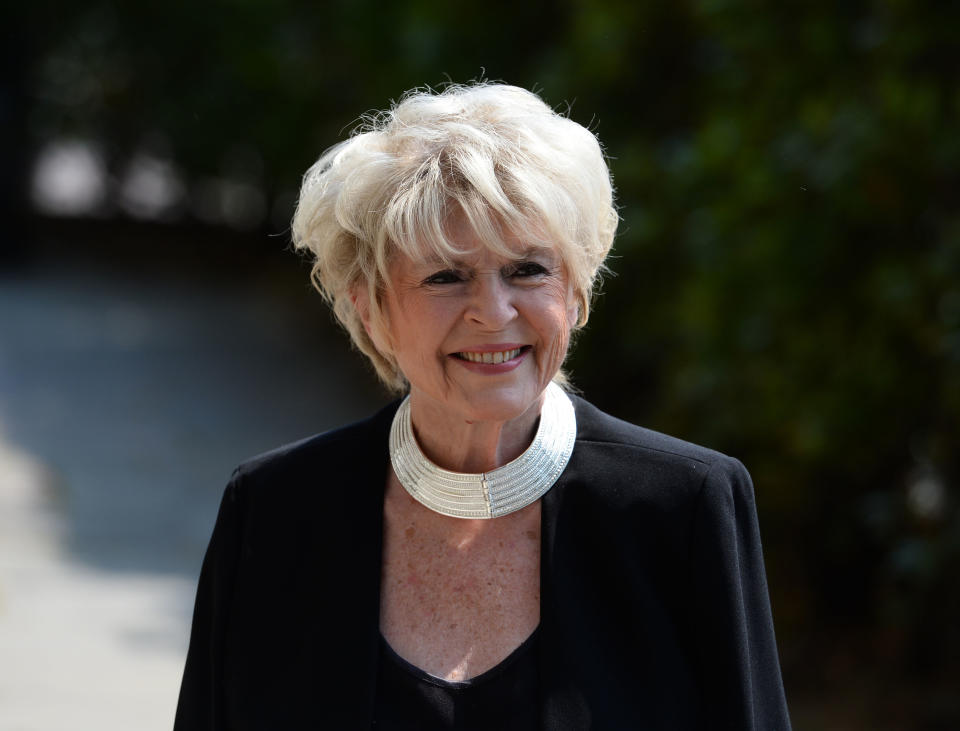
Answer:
[{"left": 0, "top": 256, "right": 384, "bottom": 730}]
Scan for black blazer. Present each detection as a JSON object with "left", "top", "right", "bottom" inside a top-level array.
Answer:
[{"left": 175, "top": 396, "right": 791, "bottom": 730}]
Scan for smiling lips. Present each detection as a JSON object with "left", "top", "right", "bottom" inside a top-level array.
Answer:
[{"left": 455, "top": 347, "right": 525, "bottom": 364}]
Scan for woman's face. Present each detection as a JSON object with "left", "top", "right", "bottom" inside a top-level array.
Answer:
[{"left": 377, "top": 212, "right": 578, "bottom": 427}]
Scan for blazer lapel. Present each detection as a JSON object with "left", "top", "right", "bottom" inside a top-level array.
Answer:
[
  {"left": 539, "top": 441, "right": 592, "bottom": 730},
  {"left": 305, "top": 401, "right": 396, "bottom": 728}
]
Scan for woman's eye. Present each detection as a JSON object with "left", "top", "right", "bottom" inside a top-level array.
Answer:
[
  {"left": 508, "top": 261, "right": 549, "bottom": 278},
  {"left": 422, "top": 269, "right": 463, "bottom": 285}
]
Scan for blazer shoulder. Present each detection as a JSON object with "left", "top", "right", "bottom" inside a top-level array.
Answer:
[
  {"left": 571, "top": 395, "right": 737, "bottom": 471},
  {"left": 230, "top": 399, "right": 400, "bottom": 493}
]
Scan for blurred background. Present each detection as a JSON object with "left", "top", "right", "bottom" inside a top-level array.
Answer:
[{"left": 1, "top": 1, "right": 958, "bottom": 728}]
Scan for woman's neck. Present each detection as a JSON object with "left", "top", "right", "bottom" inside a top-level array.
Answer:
[{"left": 407, "top": 394, "right": 544, "bottom": 474}]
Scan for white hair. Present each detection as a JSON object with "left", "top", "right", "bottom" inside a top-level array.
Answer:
[{"left": 291, "top": 82, "right": 618, "bottom": 391}]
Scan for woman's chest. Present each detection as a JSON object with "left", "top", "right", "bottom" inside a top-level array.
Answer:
[{"left": 378, "top": 484, "right": 541, "bottom": 680}]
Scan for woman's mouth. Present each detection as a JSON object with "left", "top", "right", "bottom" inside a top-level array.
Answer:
[{"left": 454, "top": 346, "right": 527, "bottom": 364}]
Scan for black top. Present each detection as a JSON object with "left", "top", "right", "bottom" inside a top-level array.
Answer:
[
  {"left": 175, "top": 396, "right": 792, "bottom": 730},
  {"left": 373, "top": 629, "right": 540, "bottom": 730}
]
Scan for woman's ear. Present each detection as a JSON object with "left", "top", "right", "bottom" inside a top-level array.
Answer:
[
  {"left": 350, "top": 284, "right": 391, "bottom": 354},
  {"left": 566, "top": 287, "right": 582, "bottom": 330},
  {"left": 350, "top": 285, "right": 373, "bottom": 335}
]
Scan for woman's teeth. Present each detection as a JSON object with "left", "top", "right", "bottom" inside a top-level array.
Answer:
[{"left": 458, "top": 348, "right": 522, "bottom": 364}]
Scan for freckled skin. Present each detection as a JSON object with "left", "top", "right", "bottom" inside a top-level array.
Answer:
[{"left": 380, "top": 471, "right": 541, "bottom": 681}]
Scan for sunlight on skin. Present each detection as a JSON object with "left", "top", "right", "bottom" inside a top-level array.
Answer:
[{"left": 362, "top": 213, "right": 578, "bottom": 475}]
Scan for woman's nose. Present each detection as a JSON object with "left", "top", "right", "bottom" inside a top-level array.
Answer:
[{"left": 464, "top": 273, "right": 518, "bottom": 329}]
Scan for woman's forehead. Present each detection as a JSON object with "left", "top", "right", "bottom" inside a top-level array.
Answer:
[{"left": 401, "top": 210, "right": 554, "bottom": 261}]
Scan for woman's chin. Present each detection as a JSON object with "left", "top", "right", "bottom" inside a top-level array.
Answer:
[{"left": 448, "top": 384, "right": 546, "bottom": 426}]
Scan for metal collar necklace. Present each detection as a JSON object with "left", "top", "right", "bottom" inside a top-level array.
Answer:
[{"left": 389, "top": 381, "right": 577, "bottom": 519}]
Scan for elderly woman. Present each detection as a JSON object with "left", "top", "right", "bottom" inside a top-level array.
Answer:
[{"left": 175, "top": 83, "right": 791, "bottom": 730}]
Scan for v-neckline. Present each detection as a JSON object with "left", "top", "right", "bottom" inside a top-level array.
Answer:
[{"left": 379, "top": 625, "right": 542, "bottom": 687}]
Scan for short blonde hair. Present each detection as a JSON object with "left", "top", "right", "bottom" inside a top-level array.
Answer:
[{"left": 291, "top": 82, "right": 618, "bottom": 392}]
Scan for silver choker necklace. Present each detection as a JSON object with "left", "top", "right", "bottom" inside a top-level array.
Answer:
[{"left": 389, "top": 382, "right": 577, "bottom": 519}]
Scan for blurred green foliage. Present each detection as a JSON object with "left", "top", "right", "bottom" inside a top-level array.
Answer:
[{"left": 14, "top": 0, "right": 960, "bottom": 724}]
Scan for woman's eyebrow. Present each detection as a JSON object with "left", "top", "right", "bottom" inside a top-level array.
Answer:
[
  {"left": 415, "top": 253, "right": 457, "bottom": 268},
  {"left": 419, "top": 247, "right": 551, "bottom": 268},
  {"left": 424, "top": 257, "right": 465, "bottom": 269}
]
